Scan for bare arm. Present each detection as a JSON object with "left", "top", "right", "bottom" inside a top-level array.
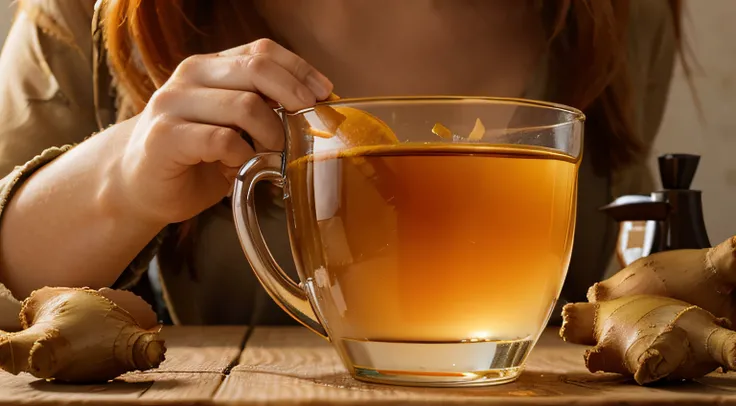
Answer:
[
  {"left": 0, "top": 117, "right": 168, "bottom": 298},
  {"left": 0, "top": 0, "right": 132, "bottom": 298},
  {"left": 0, "top": 34, "right": 333, "bottom": 298}
]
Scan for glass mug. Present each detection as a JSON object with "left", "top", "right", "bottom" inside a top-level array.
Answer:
[{"left": 232, "top": 97, "right": 583, "bottom": 387}]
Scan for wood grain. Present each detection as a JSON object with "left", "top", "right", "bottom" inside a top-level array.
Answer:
[
  {"left": 216, "top": 327, "right": 736, "bottom": 405},
  {"left": 125, "top": 372, "right": 224, "bottom": 404},
  {"left": 0, "top": 372, "right": 223, "bottom": 406},
  {"left": 0, "top": 325, "right": 248, "bottom": 406},
  {"left": 5, "top": 325, "right": 736, "bottom": 404},
  {"left": 156, "top": 325, "right": 248, "bottom": 373}
]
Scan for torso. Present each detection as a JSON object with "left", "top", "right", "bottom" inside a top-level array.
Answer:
[
  {"left": 85, "top": 0, "right": 673, "bottom": 326},
  {"left": 253, "top": 0, "right": 546, "bottom": 98},
  {"left": 0, "top": 0, "right": 674, "bottom": 327},
  {"left": 147, "top": 1, "right": 559, "bottom": 326}
]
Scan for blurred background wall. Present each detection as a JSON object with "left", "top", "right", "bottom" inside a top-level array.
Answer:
[
  {"left": 649, "top": 0, "right": 736, "bottom": 245},
  {"left": 0, "top": 1, "right": 734, "bottom": 243}
]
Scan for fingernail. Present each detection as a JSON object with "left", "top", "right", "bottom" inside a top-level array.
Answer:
[{"left": 306, "top": 72, "right": 333, "bottom": 100}]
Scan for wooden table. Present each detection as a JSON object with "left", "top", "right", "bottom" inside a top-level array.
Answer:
[{"left": 3, "top": 326, "right": 736, "bottom": 405}]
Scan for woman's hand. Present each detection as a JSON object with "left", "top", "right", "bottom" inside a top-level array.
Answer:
[{"left": 115, "top": 39, "right": 333, "bottom": 224}]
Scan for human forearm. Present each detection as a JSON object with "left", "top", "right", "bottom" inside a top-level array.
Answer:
[
  {"left": 0, "top": 38, "right": 334, "bottom": 299},
  {"left": 0, "top": 118, "right": 167, "bottom": 298}
]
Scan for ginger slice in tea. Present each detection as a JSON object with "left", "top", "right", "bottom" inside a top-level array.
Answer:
[
  {"left": 467, "top": 118, "right": 486, "bottom": 141},
  {"left": 432, "top": 118, "right": 486, "bottom": 141},
  {"left": 432, "top": 123, "right": 454, "bottom": 140}
]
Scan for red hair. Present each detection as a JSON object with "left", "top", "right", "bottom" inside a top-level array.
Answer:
[
  {"left": 103, "top": 0, "right": 683, "bottom": 172},
  {"left": 100, "top": 0, "right": 684, "bottom": 278}
]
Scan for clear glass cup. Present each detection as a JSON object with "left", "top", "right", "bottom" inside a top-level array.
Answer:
[{"left": 232, "top": 96, "right": 584, "bottom": 387}]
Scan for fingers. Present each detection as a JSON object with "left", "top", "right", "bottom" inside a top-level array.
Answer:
[
  {"left": 150, "top": 87, "right": 285, "bottom": 151},
  {"left": 166, "top": 121, "right": 256, "bottom": 168},
  {"left": 172, "top": 39, "right": 333, "bottom": 108},
  {"left": 148, "top": 38, "right": 330, "bottom": 165},
  {"left": 219, "top": 39, "right": 333, "bottom": 100},
  {"left": 176, "top": 54, "right": 318, "bottom": 111},
  {"left": 223, "top": 39, "right": 333, "bottom": 100}
]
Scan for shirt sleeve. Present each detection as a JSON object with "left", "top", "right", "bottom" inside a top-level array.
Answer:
[{"left": 0, "top": 0, "right": 99, "bottom": 174}]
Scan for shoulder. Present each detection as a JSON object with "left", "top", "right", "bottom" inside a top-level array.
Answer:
[
  {"left": 17, "top": 0, "right": 96, "bottom": 51},
  {"left": 9, "top": 0, "right": 98, "bottom": 110},
  {"left": 0, "top": 0, "right": 99, "bottom": 173}
]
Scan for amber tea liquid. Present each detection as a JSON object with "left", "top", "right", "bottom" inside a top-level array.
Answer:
[{"left": 286, "top": 143, "right": 578, "bottom": 384}]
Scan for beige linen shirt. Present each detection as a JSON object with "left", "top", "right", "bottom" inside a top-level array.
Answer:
[{"left": 0, "top": 0, "right": 677, "bottom": 330}]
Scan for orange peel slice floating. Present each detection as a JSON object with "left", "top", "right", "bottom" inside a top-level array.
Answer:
[
  {"left": 330, "top": 106, "right": 398, "bottom": 146},
  {"left": 306, "top": 127, "right": 336, "bottom": 139},
  {"left": 309, "top": 108, "right": 346, "bottom": 138},
  {"left": 307, "top": 93, "right": 399, "bottom": 147},
  {"left": 309, "top": 94, "right": 486, "bottom": 144},
  {"left": 303, "top": 93, "right": 397, "bottom": 207},
  {"left": 306, "top": 92, "right": 347, "bottom": 138}
]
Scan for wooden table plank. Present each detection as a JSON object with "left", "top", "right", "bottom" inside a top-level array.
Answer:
[
  {"left": 0, "top": 325, "right": 248, "bottom": 406},
  {"left": 5, "top": 325, "right": 736, "bottom": 404},
  {"left": 0, "top": 373, "right": 146, "bottom": 405},
  {"left": 155, "top": 326, "right": 249, "bottom": 373},
  {"left": 130, "top": 325, "right": 249, "bottom": 404},
  {"left": 0, "top": 372, "right": 223, "bottom": 406},
  {"left": 124, "top": 372, "right": 225, "bottom": 405},
  {"left": 216, "top": 326, "right": 736, "bottom": 405}
]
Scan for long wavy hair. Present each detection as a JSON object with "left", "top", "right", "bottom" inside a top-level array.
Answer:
[
  {"left": 102, "top": 0, "right": 685, "bottom": 168},
  {"left": 99, "top": 0, "right": 685, "bottom": 278}
]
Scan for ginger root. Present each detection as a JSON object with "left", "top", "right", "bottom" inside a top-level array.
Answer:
[
  {"left": 560, "top": 235, "right": 736, "bottom": 385},
  {"left": 589, "top": 236, "right": 736, "bottom": 322},
  {"left": 0, "top": 287, "right": 166, "bottom": 383},
  {"left": 561, "top": 295, "right": 736, "bottom": 385}
]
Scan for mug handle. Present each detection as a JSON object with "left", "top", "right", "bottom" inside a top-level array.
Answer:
[{"left": 232, "top": 151, "right": 328, "bottom": 340}]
